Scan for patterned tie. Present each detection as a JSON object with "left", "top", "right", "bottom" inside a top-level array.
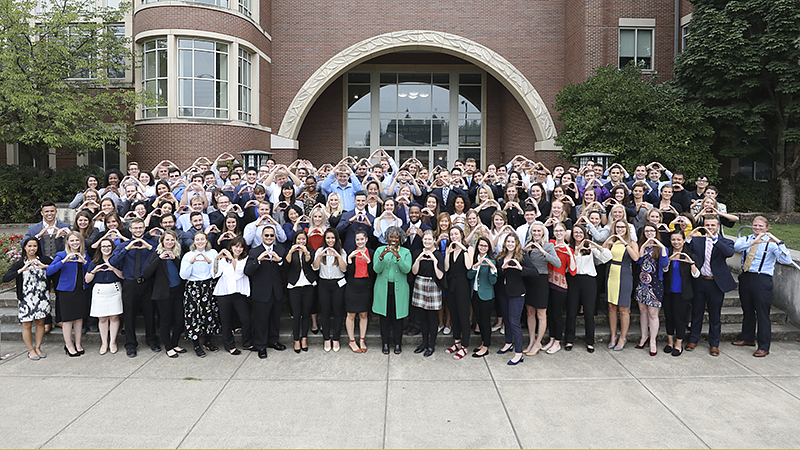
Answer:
[
  {"left": 442, "top": 186, "right": 450, "bottom": 204},
  {"left": 742, "top": 236, "right": 759, "bottom": 272},
  {"left": 701, "top": 237, "right": 713, "bottom": 276}
]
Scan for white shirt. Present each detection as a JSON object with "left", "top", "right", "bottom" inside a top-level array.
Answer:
[{"left": 213, "top": 257, "right": 250, "bottom": 296}]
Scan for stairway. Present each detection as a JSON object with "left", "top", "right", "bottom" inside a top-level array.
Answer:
[{"left": 2, "top": 278, "right": 799, "bottom": 348}]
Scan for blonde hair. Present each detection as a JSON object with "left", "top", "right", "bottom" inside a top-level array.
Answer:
[
  {"left": 189, "top": 232, "right": 212, "bottom": 252},
  {"left": 497, "top": 233, "right": 523, "bottom": 262},
  {"left": 157, "top": 230, "right": 182, "bottom": 258},
  {"left": 326, "top": 192, "right": 343, "bottom": 216},
  {"left": 527, "top": 221, "right": 548, "bottom": 246},
  {"left": 477, "top": 185, "right": 494, "bottom": 201},
  {"left": 64, "top": 231, "right": 86, "bottom": 256}
]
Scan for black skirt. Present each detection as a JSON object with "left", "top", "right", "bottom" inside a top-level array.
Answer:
[
  {"left": 56, "top": 267, "right": 90, "bottom": 322},
  {"left": 345, "top": 277, "right": 372, "bottom": 313},
  {"left": 524, "top": 273, "right": 550, "bottom": 309}
]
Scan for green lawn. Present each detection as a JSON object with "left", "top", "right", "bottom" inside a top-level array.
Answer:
[{"left": 723, "top": 222, "right": 800, "bottom": 250}]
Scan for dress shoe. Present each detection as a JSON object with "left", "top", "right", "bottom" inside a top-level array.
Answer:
[
  {"left": 507, "top": 356, "right": 524, "bottom": 365},
  {"left": 664, "top": 345, "right": 673, "bottom": 353},
  {"left": 709, "top": 347, "right": 719, "bottom": 356},
  {"left": 310, "top": 327, "right": 320, "bottom": 335},
  {"left": 732, "top": 340, "right": 756, "bottom": 347},
  {"left": 64, "top": 346, "right": 80, "bottom": 357},
  {"left": 76, "top": 348, "right": 85, "bottom": 355},
  {"left": 35, "top": 347, "right": 46, "bottom": 358},
  {"left": 258, "top": 349, "right": 268, "bottom": 359},
  {"left": 394, "top": 344, "right": 402, "bottom": 354},
  {"left": 635, "top": 337, "right": 650, "bottom": 349},
  {"left": 685, "top": 342, "right": 697, "bottom": 351},
  {"left": 126, "top": 348, "right": 137, "bottom": 358},
  {"left": 753, "top": 349, "right": 769, "bottom": 357},
  {"left": 150, "top": 344, "right": 161, "bottom": 353},
  {"left": 672, "top": 348, "right": 683, "bottom": 357},
  {"left": 269, "top": 342, "right": 286, "bottom": 351},
  {"left": 174, "top": 347, "right": 187, "bottom": 354},
  {"left": 194, "top": 345, "right": 206, "bottom": 358},
  {"left": 204, "top": 342, "right": 219, "bottom": 352},
  {"left": 586, "top": 345, "right": 595, "bottom": 353},
  {"left": 423, "top": 347, "right": 434, "bottom": 357},
  {"left": 472, "top": 349, "right": 488, "bottom": 358},
  {"left": 229, "top": 349, "right": 242, "bottom": 355},
  {"left": 382, "top": 343, "right": 390, "bottom": 355},
  {"left": 496, "top": 344, "right": 513, "bottom": 354},
  {"left": 166, "top": 349, "right": 179, "bottom": 358},
  {"left": 649, "top": 349, "right": 657, "bottom": 356},
  {"left": 403, "top": 327, "right": 420, "bottom": 336},
  {"left": 414, "top": 345, "right": 426, "bottom": 354},
  {"left": 245, "top": 346, "right": 258, "bottom": 352}
]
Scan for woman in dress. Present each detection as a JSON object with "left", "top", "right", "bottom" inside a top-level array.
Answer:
[
  {"left": 345, "top": 229, "right": 373, "bottom": 353},
  {"left": 46, "top": 232, "right": 91, "bottom": 357},
  {"left": 373, "top": 226, "right": 412, "bottom": 355},
  {"left": 604, "top": 219, "right": 640, "bottom": 351},
  {"left": 287, "top": 231, "right": 317, "bottom": 353},
  {"left": 444, "top": 226, "right": 475, "bottom": 360},
  {"left": 84, "top": 238, "right": 124, "bottom": 355},
  {"left": 466, "top": 236, "right": 497, "bottom": 358},
  {"left": 502, "top": 184, "right": 525, "bottom": 229},
  {"left": 522, "top": 222, "right": 560, "bottom": 355},
  {"left": 496, "top": 233, "right": 537, "bottom": 365},
  {"left": 634, "top": 222, "right": 670, "bottom": 356},
  {"left": 410, "top": 230, "right": 445, "bottom": 357},
  {"left": 312, "top": 227, "right": 347, "bottom": 352},
  {"left": 2, "top": 237, "right": 52, "bottom": 360},
  {"left": 566, "top": 224, "right": 612, "bottom": 352},
  {"left": 213, "top": 236, "right": 251, "bottom": 355},
  {"left": 179, "top": 231, "right": 220, "bottom": 357},
  {"left": 656, "top": 184, "right": 682, "bottom": 225},
  {"left": 475, "top": 185, "right": 499, "bottom": 227},
  {"left": 143, "top": 230, "right": 186, "bottom": 358}
]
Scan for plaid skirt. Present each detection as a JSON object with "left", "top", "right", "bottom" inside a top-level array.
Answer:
[{"left": 411, "top": 276, "right": 442, "bottom": 311}]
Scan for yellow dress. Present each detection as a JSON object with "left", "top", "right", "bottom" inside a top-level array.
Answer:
[{"left": 606, "top": 243, "right": 633, "bottom": 307}]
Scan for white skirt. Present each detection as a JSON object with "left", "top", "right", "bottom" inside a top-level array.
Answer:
[{"left": 90, "top": 282, "right": 123, "bottom": 317}]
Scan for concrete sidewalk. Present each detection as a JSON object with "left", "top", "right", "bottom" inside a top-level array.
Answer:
[{"left": 1, "top": 338, "right": 799, "bottom": 449}]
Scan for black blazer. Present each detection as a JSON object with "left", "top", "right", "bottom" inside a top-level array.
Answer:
[
  {"left": 2, "top": 256, "right": 53, "bottom": 301},
  {"left": 286, "top": 246, "right": 318, "bottom": 286},
  {"left": 663, "top": 246, "right": 694, "bottom": 300},
  {"left": 143, "top": 251, "right": 183, "bottom": 300},
  {"left": 430, "top": 186, "right": 467, "bottom": 214},
  {"left": 402, "top": 221, "right": 432, "bottom": 253},
  {"left": 244, "top": 243, "right": 286, "bottom": 302},
  {"left": 497, "top": 254, "right": 538, "bottom": 297}
]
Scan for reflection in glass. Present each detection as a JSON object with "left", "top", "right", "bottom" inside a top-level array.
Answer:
[
  {"left": 348, "top": 85, "right": 370, "bottom": 111},
  {"left": 380, "top": 119, "right": 397, "bottom": 146},
  {"left": 348, "top": 119, "right": 370, "bottom": 147}
]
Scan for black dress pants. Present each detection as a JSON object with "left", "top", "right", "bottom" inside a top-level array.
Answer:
[
  {"left": 447, "top": 282, "right": 471, "bottom": 347},
  {"left": 738, "top": 272, "right": 774, "bottom": 351},
  {"left": 471, "top": 291, "right": 493, "bottom": 347},
  {"left": 318, "top": 278, "right": 345, "bottom": 341},
  {"left": 548, "top": 288, "right": 568, "bottom": 341},
  {"left": 565, "top": 274, "right": 596, "bottom": 345},
  {"left": 380, "top": 283, "right": 403, "bottom": 345},
  {"left": 252, "top": 294, "right": 279, "bottom": 350},
  {"left": 662, "top": 291, "right": 690, "bottom": 340},
  {"left": 218, "top": 293, "right": 251, "bottom": 351},
  {"left": 289, "top": 285, "right": 314, "bottom": 341},
  {"left": 415, "top": 305, "right": 438, "bottom": 348},
  {"left": 154, "top": 285, "right": 185, "bottom": 350},
  {"left": 122, "top": 279, "right": 156, "bottom": 351}
]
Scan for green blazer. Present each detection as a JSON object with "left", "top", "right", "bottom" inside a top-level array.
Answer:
[
  {"left": 372, "top": 245, "right": 412, "bottom": 319},
  {"left": 467, "top": 258, "right": 498, "bottom": 301}
]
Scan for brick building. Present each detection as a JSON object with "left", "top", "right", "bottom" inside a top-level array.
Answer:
[{"left": 3, "top": 0, "right": 698, "bottom": 174}]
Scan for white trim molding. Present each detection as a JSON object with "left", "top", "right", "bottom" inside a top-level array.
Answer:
[
  {"left": 680, "top": 13, "right": 693, "bottom": 27},
  {"left": 619, "top": 18, "right": 656, "bottom": 27},
  {"left": 277, "top": 30, "right": 557, "bottom": 144}
]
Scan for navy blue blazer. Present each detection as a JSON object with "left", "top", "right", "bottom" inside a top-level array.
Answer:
[
  {"left": 336, "top": 210, "right": 375, "bottom": 254},
  {"left": 689, "top": 235, "right": 736, "bottom": 293}
]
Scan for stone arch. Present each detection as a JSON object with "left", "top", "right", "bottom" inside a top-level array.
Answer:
[{"left": 277, "top": 30, "right": 556, "bottom": 143}]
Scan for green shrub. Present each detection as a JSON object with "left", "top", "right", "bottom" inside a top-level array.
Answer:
[
  {"left": 716, "top": 174, "right": 781, "bottom": 213},
  {"left": 0, "top": 165, "right": 103, "bottom": 222}
]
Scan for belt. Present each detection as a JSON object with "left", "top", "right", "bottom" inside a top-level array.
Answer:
[{"left": 700, "top": 275, "right": 714, "bottom": 280}]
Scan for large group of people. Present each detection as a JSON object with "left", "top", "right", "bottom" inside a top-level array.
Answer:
[{"left": 6, "top": 150, "right": 792, "bottom": 364}]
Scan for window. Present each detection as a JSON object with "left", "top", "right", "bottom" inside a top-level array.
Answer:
[
  {"left": 142, "top": 38, "right": 168, "bottom": 117},
  {"left": 238, "top": 48, "right": 252, "bottom": 122},
  {"left": 17, "top": 144, "right": 47, "bottom": 167},
  {"left": 347, "top": 72, "right": 371, "bottom": 161},
  {"left": 145, "top": 0, "right": 229, "bottom": 6},
  {"left": 178, "top": 38, "right": 228, "bottom": 118},
  {"left": 681, "top": 24, "right": 690, "bottom": 51},
  {"left": 458, "top": 73, "right": 481, "bottom": 168},
  {"left": 65, "top": 24, "right": 96, "bottom": 79},
  {"left": 738, "top": 155, "right": 772, "bottom": 181},
  {"left": 88, "top": 140, "right": 121, "bottom": 171},
  {"left": 238, "top": 0, "right": 251, "bottom": 17},
  {"left": 108, "top": 24, "right": 125, "bottom": 79},
  {"left": 619, "top": 28, "right": 653, "bottom": 70}
]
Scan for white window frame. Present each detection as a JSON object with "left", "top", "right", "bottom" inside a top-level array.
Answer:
[
  {"left": 238, "top": 48, "right": 252, "bottom": 122},
  {"left": 142, "top": 37, "right": 168, "bottom": 117},
  {"left": 177, "top": 37, "right": 229, "bottom": 119},
  {"left": 5, "top": 144, "right": 56, "bottom": 169}
]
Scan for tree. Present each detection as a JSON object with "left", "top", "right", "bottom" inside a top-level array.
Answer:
[
  {"left": 674, "top": 0, "right": 800, "bottom": 213},
  {"left": 555, "top": 64, "right": 718, "bottom": 180},
  {"left": 0, "top": 0, "right": 147, "bottom": 168}
]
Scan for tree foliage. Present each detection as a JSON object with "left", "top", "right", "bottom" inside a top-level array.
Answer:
[
  {"left": 555, "top": 64, "right": 718, "bottom": 181},
  {"left": 0, "top": 0, "right": 147, "bottom": 167},
  {"left": 673, "top": 0, "right": 800, "bottom": 213}
]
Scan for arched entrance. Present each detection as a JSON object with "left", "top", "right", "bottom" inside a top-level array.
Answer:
[{"left": 276, "top": 30, "right": 557, "bottom": 147}]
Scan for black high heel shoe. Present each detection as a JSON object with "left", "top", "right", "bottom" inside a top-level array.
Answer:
[
  {"left": 382, "top": 343, "right": 390, "bottom": 355},
  {"left": 64, "top": 345, "right": 80, "bottom": 357}
]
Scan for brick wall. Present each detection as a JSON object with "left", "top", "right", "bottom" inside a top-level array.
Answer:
[
  {"left": 128, "top": 123, "right": 270, "bottom": 171},
  {"left": 295, "top": 77, "right": 343, "bottom": 167}
]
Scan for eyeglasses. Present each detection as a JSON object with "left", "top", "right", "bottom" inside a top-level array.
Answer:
[
  {"left": 696, "top": 179, "right": 708, "bottom": 183},
  {"left": 263, "top": 234, "right": 275, "bottom": 238}
]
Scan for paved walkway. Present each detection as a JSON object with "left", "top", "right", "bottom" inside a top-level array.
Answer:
[{"left": 1, "top": 338, "right": 799, "bottom": 449}]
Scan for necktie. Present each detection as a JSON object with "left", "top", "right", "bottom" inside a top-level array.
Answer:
[
  {"left": 443, "top": 186, "right": 450, "bottom": 203},
  {"left": 134, "top": 248, "right": 142, "bottom": 279},
  {"left": 701, "top": 238, "right": 713, "bottom": 276},
  {"left": 742, "top": 236, "right": 759, "bottom": 272}
]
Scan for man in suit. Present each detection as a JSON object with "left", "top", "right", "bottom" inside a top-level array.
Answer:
[
  {"left": 685, "top": 215, "right": 736, "bottom": 356},
  {"left": 24, "top": 201, "right": 71, "bottom": 258},
  {"left": 109, "top": 218, "right": 160, "bottom": 357},
  {"left": 462, "top": 158, "right": 479, "bottom": 192},
  {"left": 402, "top": 205, "right": 431, "bottom": 254},
  {"left": 244, "top": 225, "right": 287, "bottom": 358},
  {"left": 336, "top": 192, "right": 375, "bottom": 254},
  {"left": 429, "top": 169, "right": 467, "bottom": 214},
  {"left": 732, "top": 216, "right": 793, "bottom": 357}
]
